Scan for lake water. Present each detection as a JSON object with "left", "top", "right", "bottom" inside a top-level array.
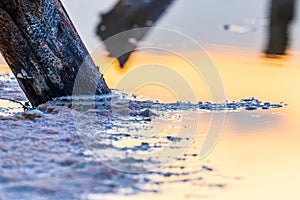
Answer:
[{"left": 1, "top": 1, "right": 300, "bottom": 200}]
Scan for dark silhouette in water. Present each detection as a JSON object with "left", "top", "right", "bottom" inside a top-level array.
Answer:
[
  {"left": 96, "top": 0, "right": 175, "bottom": 68},
  {"left": 265, "top": 0, "right": 296, "bottom": 57}
]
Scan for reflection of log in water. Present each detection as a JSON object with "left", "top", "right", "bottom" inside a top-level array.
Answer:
[
  {"left": 96, "top": 0, "right": 175, "bottom": 68},
  {"left": 0, "top": 0, "right": 110, "bottom": 107}
]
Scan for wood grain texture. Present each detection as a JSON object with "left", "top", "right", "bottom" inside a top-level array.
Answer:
[{"left": 0, "top": 0, "right": 110, "bottom": 107}]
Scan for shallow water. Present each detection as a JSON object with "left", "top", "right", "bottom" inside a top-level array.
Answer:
[{"left": 0, "top": 70, "right": 286, "bottom": 199}]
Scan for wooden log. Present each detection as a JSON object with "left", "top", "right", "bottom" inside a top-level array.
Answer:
[
  {"left": 0, "top": 0, "right": 110, "bottom": 107},
  {"left": 97, "top": 0, "right": 175, "bottom": 68},
  {"left": 265, "top": 0, "right": 296, "bottom": 55}
]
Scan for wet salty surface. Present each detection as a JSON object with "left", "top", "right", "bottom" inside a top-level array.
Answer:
[
  {"left": 0, "top": 75, "right": 142, "bottom": 199},
  {"left": 0, "top": 72, "right": 286, "bottom": 199}
]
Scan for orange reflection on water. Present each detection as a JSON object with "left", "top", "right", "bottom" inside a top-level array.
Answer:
[
  {"left": 2, "top": 46, "right": 300, "bottom": 199},
  {"left": 94, "top": 46, "right": 300, "bottom": 200}
]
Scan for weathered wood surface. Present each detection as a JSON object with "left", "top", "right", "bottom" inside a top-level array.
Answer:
[{"left": 0, "top": 0, "right": 110, "bottom": 107}]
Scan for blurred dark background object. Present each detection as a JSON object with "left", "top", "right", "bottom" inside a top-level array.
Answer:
[
  {"left": 265, "top": 0, "right": 296, "bottom": 57},
  {"left": 96, "top": 0, "right": 175, "bottom": 68}
]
